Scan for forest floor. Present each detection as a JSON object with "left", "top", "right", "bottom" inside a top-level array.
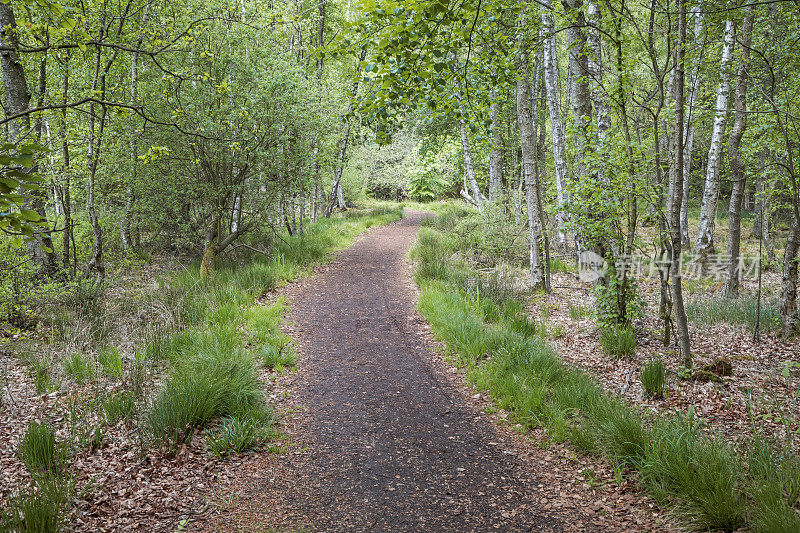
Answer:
[{"left": 196, "top": 210, "right": 674, "bottom": 532}]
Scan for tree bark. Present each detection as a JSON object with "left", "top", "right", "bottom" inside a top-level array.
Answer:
[
  {"left": 695, "top": 19, "right": 735, "bottom": 262},
  {"left": 541, "top": 5, "right": 568, "bottom": 245},
  {"left": 680, "top": 8, "right": 704, "bottom": 245},
  {"left": 724, "top": 8, "right": 754, "bottom": 297},
  {"left": 0, "top": 2, "right": 55, "bottom": 273},
  {"left": 517, "top": 55, "right": 545, "bottom": 290},
  {"left": 488, "top": 96, "right": 502, "bottom": 203},
  {"left": 671, "top": 0, "right": 692, "bottom": 367}
]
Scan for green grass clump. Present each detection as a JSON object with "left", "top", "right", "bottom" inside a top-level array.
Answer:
[
  {"left": 568, "top": 303, "right": 591, "bottom": 320},
  {"left": 686, "top": 294, "right": 781, "bottom": 332},
  {"left": 1, "top": 475, "right": 75, "bottom": 533},
  {"left": 97, "top": 347, "right": 123, "bottom": 378},
  {"left": 259, "top": 346, "right": 297, "bottom": 371},
  {"left": 17, "top": 421, "right": 67, "bottom": 476},
  {"left": 144, "top": 346, "right": 265, "bottom": 448},
  {"left": 640, "top": 359, "right": 667, "bottom": 399},
  {"left": 599, "top": 326, "right": 637, "bottom": 358},
  {"left": 62, "top": 352, "right": 94, "bottom": 385},
  {"left": 204, "top": 414, "right": 273, "bottom": 458},
  {"left": 101, "top": 390, "right": 136, "bottom": 426}
]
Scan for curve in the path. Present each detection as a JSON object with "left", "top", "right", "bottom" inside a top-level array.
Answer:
[{"left": 286, "top": 209, "right": 562, "bottom": 532}]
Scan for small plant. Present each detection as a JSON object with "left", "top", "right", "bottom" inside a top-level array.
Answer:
[
  {"left": 97, "top": 347, "right": 124, "bottom": 378},
  {"left": 599, "top": 326, "right": 637, "bottom": 358},
  {"left": 259, "top": 345, "right": 297, "bottom": 371},
  {"left": 568, "top": 304, "right": 591, "bottom": 320},
  {"left": 28, "top": 357, "right": 57, "bottom": 394},
  {"left": 101, "top": 390, "right": 136, "bottom": 426},
  {"left": 204, "top": 416, "right": 272, "bottom": 458},
  {"left": 1, "top": 475, "right": 75, "bottom": 532},
  {"left": 63, "top": 352, "right": 95, "bottom": 385},
  {"left": 18, "top": 421, "right": 67, "bottom": 476},
  {"left": 641, "top": 359, "right": 667, "bottom": 399}
]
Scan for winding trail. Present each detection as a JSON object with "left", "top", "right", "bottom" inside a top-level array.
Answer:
[{"left": 277, "top": 209, "right": 560, "bottom": 531}]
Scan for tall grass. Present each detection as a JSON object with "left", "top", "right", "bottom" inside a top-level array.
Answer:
[
  {"left": 413, "top": 217, "right": 800, "bottom": 532},
  {"left": 686, "top": 294, "right": 781, "bottom": 332}
]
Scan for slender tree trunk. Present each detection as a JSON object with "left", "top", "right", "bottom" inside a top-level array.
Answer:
[
  {"left": 695, "top": 19, "right": 735, "bottom": 262},
  {"left": 517, "top": 54, "right": 545, "bottom": 290},
  {"left": 541, "top": 5, "right": 568, "bottom": 245},
  {"left": 326, "top": 48, "right": 367, "bottom": 217},
  {"left": 672, "top": 0, "right": 692, "bottom": 367},
  {"left": 724, "top": 8, "right": 754, "bottom": 297},
  {"left": 680, "top": 8, "right": 704, "bottom": 245},
  {"left": 781, "top": 226, "right": 799, "bottom": 336},
  {"left": 488, "top": 96, "right": 502, "bottom": 203}
]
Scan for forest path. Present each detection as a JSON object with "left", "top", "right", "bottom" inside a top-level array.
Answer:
[
  {"left": 272, "top": 208, "right": 562, "bottom": 531},
  {"left": 199, "top": 209, "right": 575, "bottom": 532}
]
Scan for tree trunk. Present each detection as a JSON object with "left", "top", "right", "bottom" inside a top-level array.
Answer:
[
  {"left": 541, "top": 5, "right": 568, "bottom": 245},
  {"left": 671, "top": 0, "right": 692, "bottom": 367},
  {"left": 517, "top": 55, "right": 545, "bottom": 290},
  {"left": 724, "top": 8, "right": 754, "bottom": 298},
  {"left": 488, "top": 97, "right": 502, "bottom": 203},
  {"left": 200, "top": 215, "right": 219, "bottom": 278},
  {"left": 326, "top": 48, "right": 367, "bottom": 217},
  {"left": 781, "top": 225, "right": 799, "bottom": 336},
  {"left": 695, "top": 18, "right": 735, "bottom": 262},
  {"left": 680, "top": 8, "right": 704, "bottom": 245},
  {"left": 0, "top": 2, "right": 55, "bottom": 274},
  {"left": 458, "top": 120, "right": 484, "bottom": 211}
]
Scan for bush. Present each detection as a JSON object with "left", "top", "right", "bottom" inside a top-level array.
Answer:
[
  {"left": 599, "top": 326, "right": 637, "bottom": 358},
  {"left": 640, "top": 359, "right": 667, "bottom": 399},
  {"left": 18, "top": 421, "right": 67, "bottom": 476},
  {"left": 62, "top": 352, "right": 95, "bottom": 385}
]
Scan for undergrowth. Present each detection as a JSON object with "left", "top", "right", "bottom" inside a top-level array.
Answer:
[{"left": 412, "top": 206, "right": 800, "bottom": 532}]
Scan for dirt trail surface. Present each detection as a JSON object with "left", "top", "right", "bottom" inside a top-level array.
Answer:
[{"left": 196, "top": 210, "right": 668, "bottom": 532}]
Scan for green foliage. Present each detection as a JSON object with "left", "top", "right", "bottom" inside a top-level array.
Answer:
[
  {"left": 259, "top": 346, "right": 297, "bottom": 372},
  {"left": 97, "top": 347, "right": 124, "bottom": 378},
  {"left": 686, "top": 294, "right": 781, "bottom": 332},
  {"left": 599, "top": 326, "right": 637, "bottom": 359},
  {"left": 640, "top": 359, "right": 667, "bottom": 399},
  {"left": 0, "top": 143, "right": 48, "bottom": 238},
  {"left": 204, "top": 414, "right": 273, "bottom": 458},
  {"left": 0, "top": 475, "right": 75, "bottom": 533},
  {"left": 593, "top": 272, "right": 645, "bottom": 328},
  {"left": 568, "top": 304, "right": 591, "bottom": 320},
  {"left": 17, "top": 421, "right": 67, "bottom": 477},
  {"left": 62, "top": 352, "right": 95, "bottom": 385},
  {"left": 101, "top": 390, "right": 136, "bottom": 426}
]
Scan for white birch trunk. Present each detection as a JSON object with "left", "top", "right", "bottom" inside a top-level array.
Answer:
[
  {"left": 695, "top": 18, "right": 735, "bottom": 259},
  {"left": 680, "top": 8, "right": 704, "bottom": 245},
  {"left": 541, "top": 8, "right": 568, "bottom": 244}
]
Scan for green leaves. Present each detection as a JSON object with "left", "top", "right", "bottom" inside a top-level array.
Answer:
[{"left": 0, "top": 143, "right": 47, "bottom": 238}]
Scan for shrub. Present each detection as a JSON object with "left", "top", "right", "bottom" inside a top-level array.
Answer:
[
  {"left": 101, "top": 390, "right": 136, "bottom": 426},
  {"left": 599, "top": 326, "right": 637, "bottom": 358},
  {"left": 640, "top": 359, "right": 667, "bottom": 399},
  {"left": 62, "top": 352, "right": 95, "bottom": 385},
  {"left": 18, "top": 421, "right": 67, "bottom": 476},
  {"left": 97, "top": 347, "right": 123, "bottom": 378}
]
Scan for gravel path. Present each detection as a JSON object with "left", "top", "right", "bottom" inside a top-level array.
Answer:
[{"left": 280, "top": 209, "right": 562, "bottom": 531}]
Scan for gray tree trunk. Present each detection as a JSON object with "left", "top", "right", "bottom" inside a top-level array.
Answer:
[
  {"left": 517, "top": 56, "right": 545, "bottom": 290},
  {"left": 695, "top": 19, "right": 735, "bottom": 261},
  {"left": 541, "top": 6, "right": 568, "bottom": 244},
  {"left": 488, "top": 97, "right": 502, "bottom": 203},
  {"left": 724, "top": 8, "right": 754, "bottom": 297},
  {"left": 680, "top": 8, "right": 704, "bottom": 245}
]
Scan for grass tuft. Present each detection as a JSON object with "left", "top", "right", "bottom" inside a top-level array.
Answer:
[
  {"left": 640, "top": 359, "right": 667, "bottom": 399},
  {"left": 599, "top": 326, "right": 637, "bottom": 358},
  {"left": 18, "top": 421, "right": 67, "bottom": 476},
  {"left": 62, "top": 352, "right": 95, "bottom": 385},
  {"left": 204, "top": 415, "right": 273, "bottom": 458},
  {"left": 686, "top": 294, "right": 781, "bottom": 332}
]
